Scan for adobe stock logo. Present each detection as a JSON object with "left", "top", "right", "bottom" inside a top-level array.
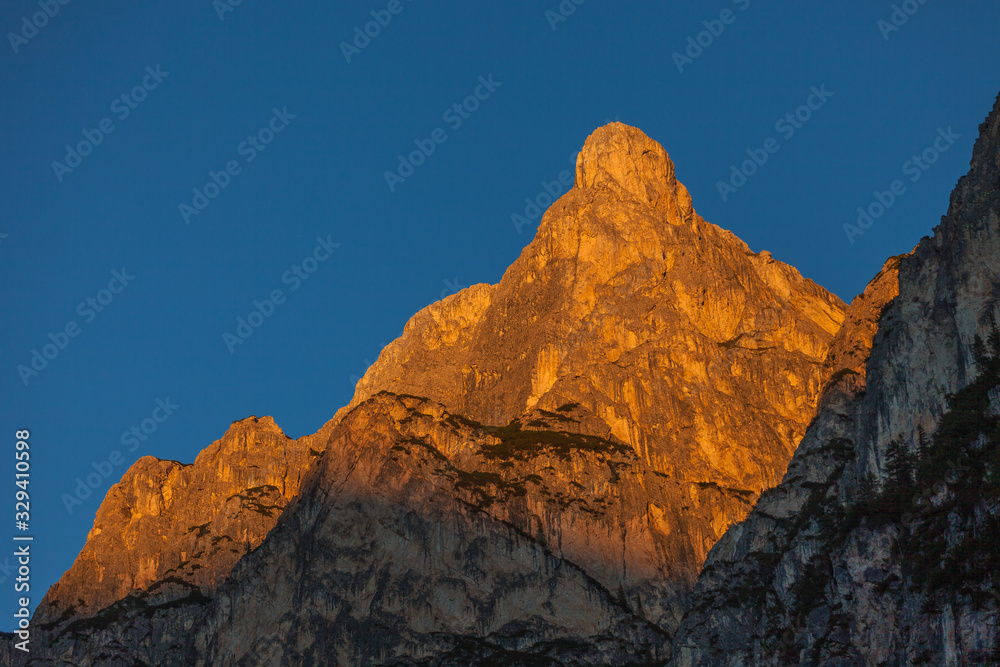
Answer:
[
  {"left": 7, "top": 0, "right": 74, "bottom": 55},
  {"left": 510, "top": 151, "right": 578, "bottom": 235},
  {"left": 844, "top": 126, "right": 959, "bottom": 244},
  {"left": 439, "top": 277, "right": 467, "bottom": 300},
  {"left": 509, "top": 117, "right": 616, "bottom": 235},
  {"left": 384, "top": 75, "right": 501, "bottom": 192},
  {"left": 716, "top": 85, "right": 833, "bottom": 202},
  {"left": 61, "top": 397, "right": 180, "bottom": 514},
  {"left": 340, "top": 0, "right": 415, "bottom": 63},
  {"left": 877, "top": 0, "right": 931, "bottom": 41},
  {"left": 222, "top": 236, "right": 339, "bottom": 353},
  {"left": 348, "top": 329, "right": 403, "bottom": 386},
  {"left": 17, "top": 268, "right": 135, "bottom": 386},
  {"left": 346, "top": 276, "right": 458, "bottom": 385},
  {"left": 672, "top": 0, "right": 751, "bottom": 74},
  {"left": 51, "top": 66, "right": 170, "bottom": 182},
  {"left": 179, "top": 107, "right": 296, "bottom": 224},
  {"left": 544, "top": 0, "right": 588, "bottom": 31},
  {"left": 213, "top": 0, "right": 248, "bottom": 21}
]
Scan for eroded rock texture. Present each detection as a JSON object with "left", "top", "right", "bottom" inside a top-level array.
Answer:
[
  {"left": 672, "top": 94, "right": 1000, "bottom": 666},
  {"left": 343, "top": 122, "right": 844, "bottom": 498},
  {"left": 19, "top": 417, "right": 331, "bottom": 666},
  {"left": 35, "top": 110, "right": 1000, "bottom": 666},
  {"left": 37, "top": 417, "right": 327, "bottom": 626}
]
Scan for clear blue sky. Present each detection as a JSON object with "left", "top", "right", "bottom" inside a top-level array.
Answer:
[{"left": 2, "top": 0, "right": 999, "bottom": 627}]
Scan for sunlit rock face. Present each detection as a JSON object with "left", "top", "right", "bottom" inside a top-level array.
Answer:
[
  {"left": 24, "top": 417, "right": 332, "bottom": 660},
  {"left": 194, "top": 393, "right": 679, "bottom": 665},
  {"left": 343, "top": 123, "right": 844, "bottom": 494},
  {"left": 673, "top": 94, "right": 1000, "bottom": 666},
  {"left": 19, "top": 123, "right": 848, "bottom": 665}
]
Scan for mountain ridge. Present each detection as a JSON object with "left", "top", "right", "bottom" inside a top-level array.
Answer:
[
  {"left": 24, "top": 115, "right": 997, "bottom": 665},
  {"left": 672, "top": 92, "right": 1000, "bottom": 665}
]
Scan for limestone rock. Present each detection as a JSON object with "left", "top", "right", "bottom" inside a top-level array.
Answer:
[
  {"left": 672, "top": 93, "right": 1000, "bottom": 667},
  {"left": 341, "top": 122, "right": 844, "bottom": 495},
  {"left": 19, "top": 123, "right": 851, "bottom": 665},
  {"left": 34, "top": 416, "right": 329, "bottom": 634}
]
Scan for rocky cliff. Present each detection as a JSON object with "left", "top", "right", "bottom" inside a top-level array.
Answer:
[
  {"left": 672, "top": 94, "right": 1000, "bottom": 665},
  {"left": 341, "top": 124, "right": 844, "bottom": 496},
  {"left": 18, "top": 417, "right": 332, "bottom": 665},
  {"left": 12, "top": 123, "right": 862, "bottom": 665},
  {"left": 35, "top": 417, "right": 328, "bottom": 628}
]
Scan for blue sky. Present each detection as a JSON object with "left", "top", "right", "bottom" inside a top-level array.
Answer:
[{"left": 2, "top": 0, "right": 999, "bottom": 626}]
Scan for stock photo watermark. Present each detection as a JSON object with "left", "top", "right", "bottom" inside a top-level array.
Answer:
[
  {"left": 179, "top": 106, "right": 296, "bottom": 224},
  {"left": 877, "top": 0, "right": 931, "bottom": 41},
  {"left": 844, "top": 126, "right": 959, "bottom": 244},
  {"left": 222, "top": 236, "right": 340, "bottom": 353},
  {"left": 544, "top": 0, "right": 588, "bottom": 31},
  {"left": 213, "top": 0, "right": 248, "bottom": 21},
  {"left": 61, "top": 398, "right": 180, "bottom": 514},
  {"left": 672, "top": 0, "right": 751, "bottom": 73},
  {"left": 16, "top": 268, "right": 135, "bottom": 386},
  {"left": 384, "top": 75, "right": 501, "bottom": 192},
  {"left": 511, "top": 162, "right": 575, "bottom": 235},
  {"left": 51, "top": 65, "right": 170, "bottom": 182},
  {"left": 510, "top": 117, "right": 617, "bottom": 235},
  {"left": 440, "top": 277, "right": 466, "bottom": 300},
  {"left": 349, "top": 329, "right": 403, "bottom": 386},
  {"left": 11, "top": 427, "right": 32, "bottom": 654},
  {"left": 716, "top": 84, "right": 833, "bottom": 202},
  {"left": 7, "top": 0, "right": 74, "bottom": 54},
  {"left": 340, "top": 0, "right": 415, "bottom": 63},
  {"left": 347, "top": 276, "right": 464, "bottom": 385}
]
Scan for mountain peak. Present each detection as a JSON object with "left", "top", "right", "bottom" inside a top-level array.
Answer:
[{"left": 575, "top": 122, "right": 694, "bottom": 223}]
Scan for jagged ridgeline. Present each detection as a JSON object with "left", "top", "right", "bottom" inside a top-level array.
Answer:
[
  {"left": 677, "top": 334, "right": 1000, "bottom": 666},
  {"left": 6, "top": 92, "right": 999, "bottom": 666},
  {"left": 674, "top": 93, "right": 1000, "bottom": 666},
  {"left": 8, "top": 122, "right": 846, "bottom": 666}
]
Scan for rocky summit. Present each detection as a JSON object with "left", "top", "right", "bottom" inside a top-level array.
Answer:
[{"left": 7, "top": 96, "right": 1000, "bottom": 666}]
